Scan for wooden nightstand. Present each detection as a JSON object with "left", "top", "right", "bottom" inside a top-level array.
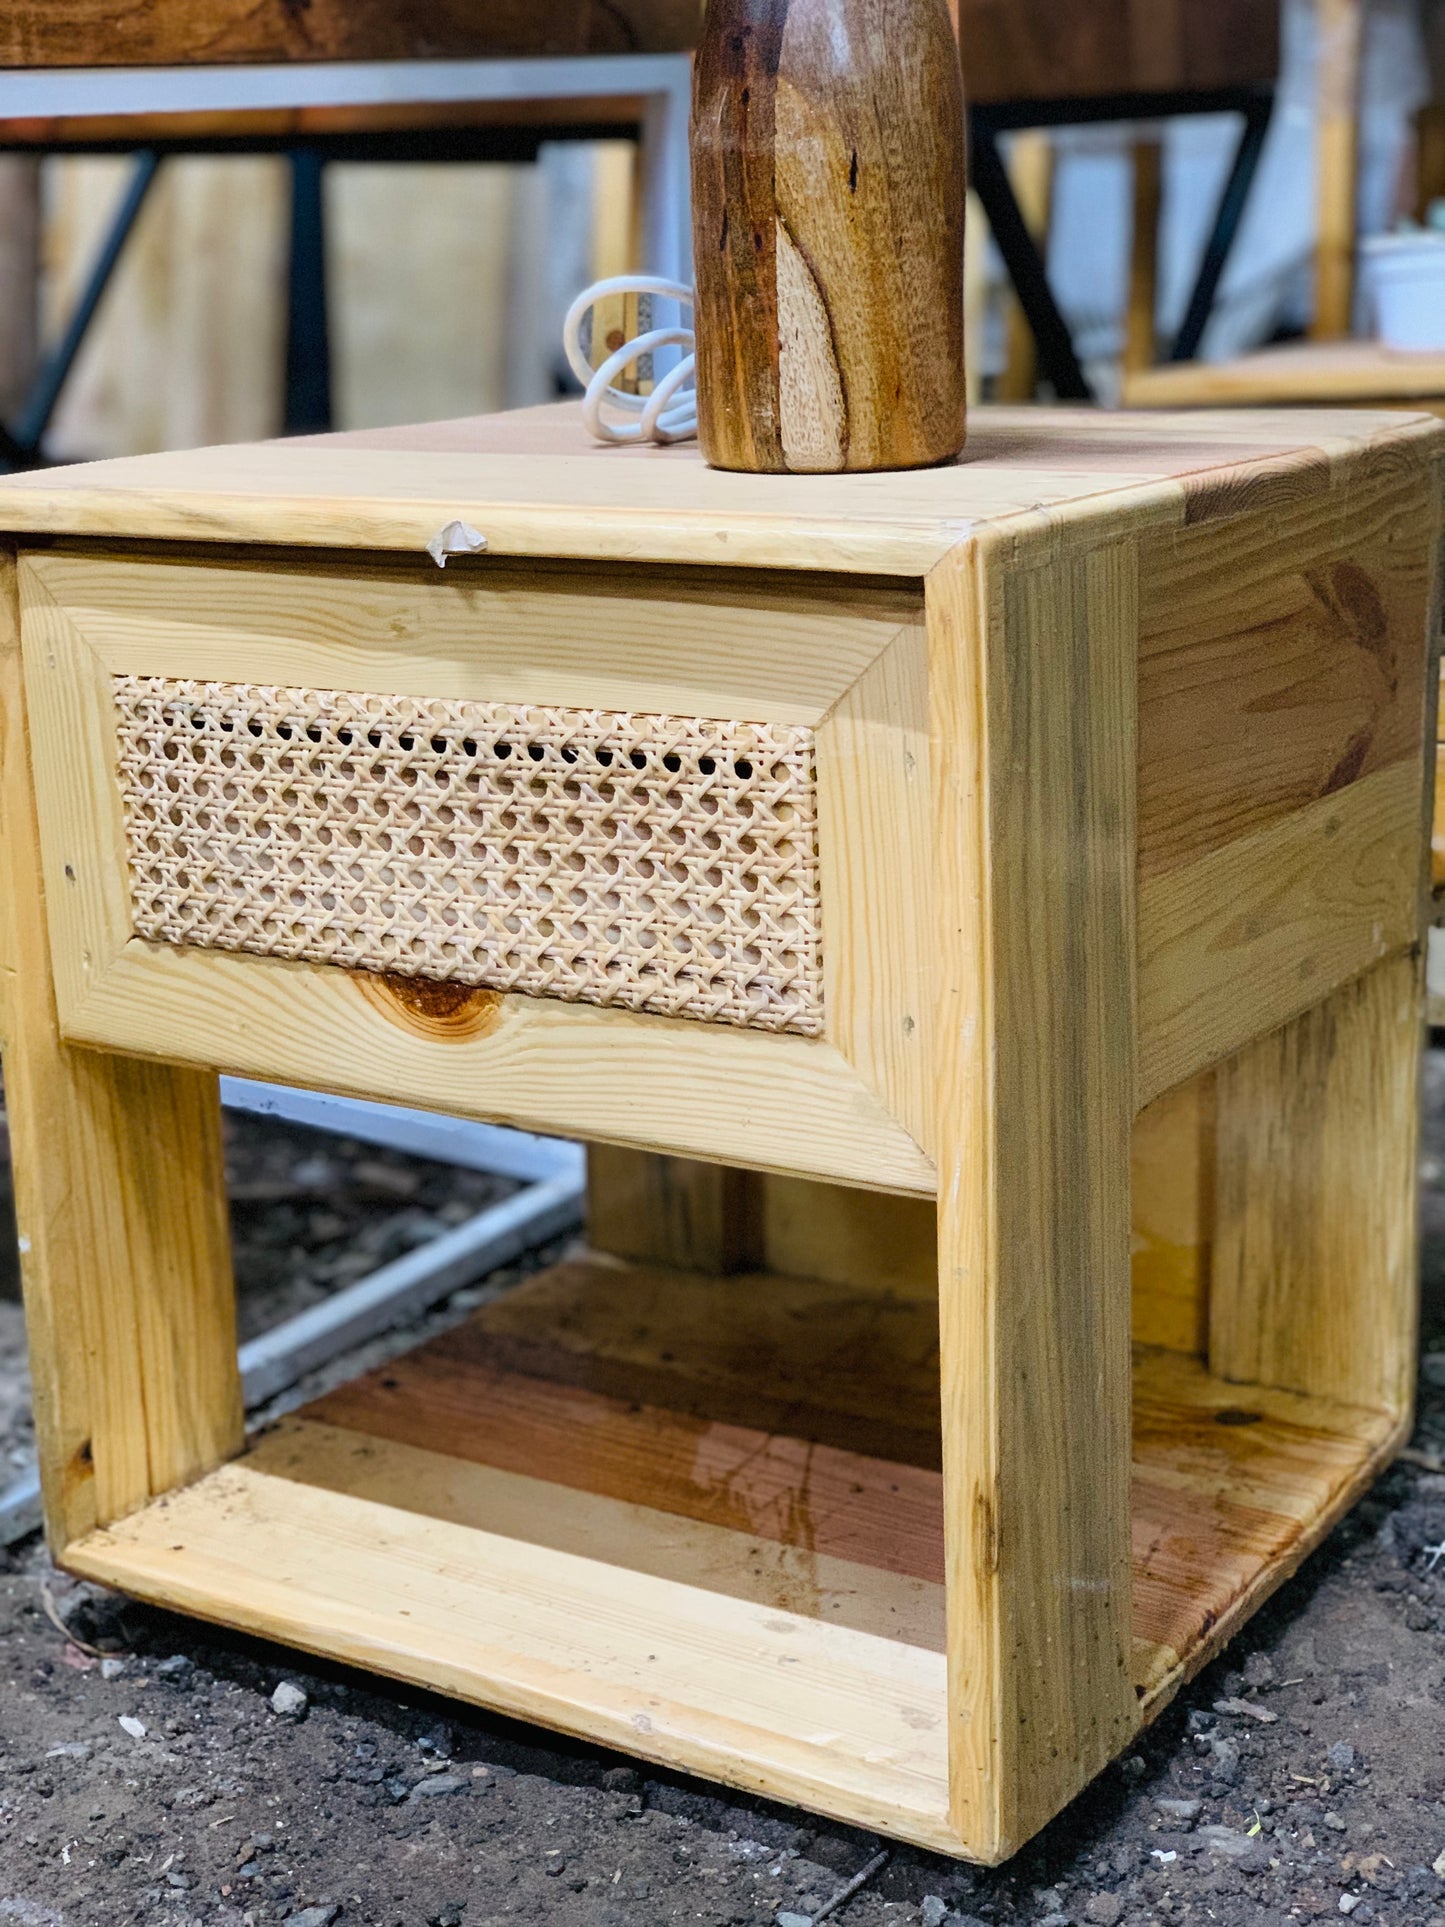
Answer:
[{"left": 0, "top": 402, "right": 1440, "bottom": 1862}]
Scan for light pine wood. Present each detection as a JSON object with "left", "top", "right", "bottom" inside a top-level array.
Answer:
[
  {"left": 0, "top": 547, "right": 241, "bottom": 1548},
  {"left": 816, "top": 620, "right": 933, "bottom": 1151},
  {"left": 1136, "top": 453, "right": 1437, "bottom": 882},
  {"left": 1137, "top": 761, "right": 1422, "bottom": 1102},
  {"left": 66, "top": 1451, "right": 955, "bottom": 1848},
  {"left": 2, "top": 403, "right": 1438, "bottom": 578},
  {"left": 761, "top": 1176, "right": 937, "bottom": 1301},
  {"left": 18, "top": 554, "right": 936, "bottom": 1197},
  {"left": 1309, "top": 0, "right": 1365, "bottom": 342},
  {"left": 690, "top": 0, "right": 966, "bottom": 473},
  {"left": 22, "top": 548, "right": 920, "bottom": 728},
  {"left": 1131, "top": 1075, "right": 1213, "bottom": 1356},
  {"left": 1130, "top": 1345, "right": 1400, "bottom": 1709},
  {"left": 587, "top": 1148, "right": 763, "bottom": 1273},
  {"left": 462, "top": 1256, "right": 945, "bottom": 1467},
  {"left": 2, "top": 396, "right": 1438, "bottom": 1863},
  {"left": 57, "top": 1269, "right": 1397, "bottom": 1855},
  {"left": 259, "top": 1415, "right": 948, "bottom": 1648},
  {"left": 1211, "top": 953, "right": 1421, "bottom": 1414},
  {"left": 928, "top": 525, "right": 1138, "bottom": 1858},
  {"left": 1125, "top": 341, "right": 1445, "bottom": 412}
]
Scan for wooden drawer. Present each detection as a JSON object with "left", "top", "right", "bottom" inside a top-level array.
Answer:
[{"left": 20, "top": 546, "right": 936, "bottom": 1193}]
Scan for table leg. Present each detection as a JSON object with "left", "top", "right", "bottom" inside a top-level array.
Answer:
[
  {"left": 1167, "top": 91, "right": 1274, "bottom": 363},
  {"left": 928, "top": 527, "right": 1138, "bottom": 1858},
  {"left": 0, "top": 546, "right": 241, "bottom": 1552},
  {"left": 967, "top": 120, "right": 1093, "bottom": 402},
  {"left": 0, "top": 150, "right": 160, "bottom": 470},
  {"left": 284, "top": 149, "right": 332, "bottom": 436}
]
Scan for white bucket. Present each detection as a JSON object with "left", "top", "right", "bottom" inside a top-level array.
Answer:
[{"left": 1361, "top": 232, "right": 1445, "bottom": 352}]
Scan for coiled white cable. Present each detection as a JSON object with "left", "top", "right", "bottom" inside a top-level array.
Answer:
[{"left": 562, "top": 275, "right": 697, "bottom": 446}]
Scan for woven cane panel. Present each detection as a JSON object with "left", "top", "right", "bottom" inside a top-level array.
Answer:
[{"left": 112, "top": 677, "right": 825, "bottom": 1034}]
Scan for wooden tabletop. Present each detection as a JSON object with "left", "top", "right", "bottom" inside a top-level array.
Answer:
[
  {"left": 0, "top": 401, "right": 1436, "bottom": 577},
  {"left": 0, "top": 1, "right": 697, "bottom": 68},
  {"left": 3, "top": 0, "right": 1274, "bottom": 106}
]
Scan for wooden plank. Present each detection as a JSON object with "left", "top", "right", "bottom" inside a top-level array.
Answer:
[
  {"left": 255, "top": 1416, "right": 947, "bottom": 1649},
  {"left": 816, "top": 619, "right": 933, "bottom": 1148},
  {"left": 1131, "top": 1074, "right": 1213, "bottom": 1356},
  {"left": 1124, "top": 339, "right": 1445, "bottom": 411},
  {"left": 1131, "top": 1346, "right": 1400, "bottom": 1711},
  {"left": 62, "top": 1459, "right": 956, "bottom": 1854},
  {"left": 587, "top": 1148, "right": 763, "bottom": 1272},
  {"left": 761, "top": 1175, "right": 937, "bottom": 1301},
  {"left": 1, "top": 0, "right": 699, "bottom": 65},
  {"left": 928, "top": 524, "right": 1138, "bottom": 1858},
  {"left": 302, "top": 1342, "right": 945, "bottom": 1582},
  {"left": 0, "top": 545, "right": 241, "bottom": 1548},
  {"left": 1137, "top": 452, "right": 1438, "bottom": 881},
  {"left": 60, "top": 946, "right": 940, "bottom": 1195},
  {"left": 1309, "top": 0, "right": 1364, "bottom": 342},
  {"left": 3, "top": 404, "right": 1440, "bottom": 577},
  {"left": 25, "top": 548, "right": 920, "bottom": 727},
  {"left": 1211, "top": 952, "right": 1421, "bottom": 1415},
  {"left": 1137, "top": 760, "right": 1422, "bottom": 1101},
  {"left": 454, "top": 1258, "right": 945, "bottom": 1467}
]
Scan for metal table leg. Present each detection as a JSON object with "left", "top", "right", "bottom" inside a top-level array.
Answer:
[
  {"left": 968, "top": 118, "right": 1094, "bottom": 402},
  {"left": 1168, "top": 91, "right": 1274, "bottom": 362},
  {"left": 284, "top": 148, "right": 332, "bottom": 435},
  {"left": 0, "top": 150, "right": 160, "bottom": 470}
]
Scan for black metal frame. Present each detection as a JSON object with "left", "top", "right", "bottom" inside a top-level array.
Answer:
[
  {"left": 968, "top": 83, "right": 1274, "bottom": 401},
  {"left": 0, "top": 119, "right": 639, "bottom": 470}
]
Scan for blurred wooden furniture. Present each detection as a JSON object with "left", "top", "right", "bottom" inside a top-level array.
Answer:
[
  {"left": 1, "top": 399, "right": 1439, "bottom": 1861},
  {"left": 954, "top": 0, "right": 1278, "bottom": 400},
  {"left": 1124, "top": 0, "right": 1445, "bottom": 411},
  {"left": 0, "top": 40, "right": 693, "bottom": 464}
]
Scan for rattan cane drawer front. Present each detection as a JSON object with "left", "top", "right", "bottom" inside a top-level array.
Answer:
[{"left": 113, "top": 676, "right": 825, "bottom": 1036}]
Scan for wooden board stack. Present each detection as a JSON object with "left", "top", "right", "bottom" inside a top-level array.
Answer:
[{"left": 0, "top": 400, "right": 1439, "bottom": 1861}]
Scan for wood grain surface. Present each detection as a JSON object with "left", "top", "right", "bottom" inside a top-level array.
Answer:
[
  {"left": 0, "top": 0, "right": 698, "bottom": 66},
  {"left": 951, "top": 0, "right": 1278, "bottom": 102},
  {"left": 690, "top": 0, "right": 966, "bottom": 473}
]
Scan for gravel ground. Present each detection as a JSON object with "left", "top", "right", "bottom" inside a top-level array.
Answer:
[{"left": 4, "top": 1071, "right": 1445, "bottom": 1927}]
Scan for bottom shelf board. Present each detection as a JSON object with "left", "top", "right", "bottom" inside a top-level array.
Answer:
[{"left": 61, "top": 1258, "right": 1401, "bottom": 1853}]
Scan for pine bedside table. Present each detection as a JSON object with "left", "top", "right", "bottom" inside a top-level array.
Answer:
[{"left": 0, "top": 404, "right": 1441, "bottom": 1863}]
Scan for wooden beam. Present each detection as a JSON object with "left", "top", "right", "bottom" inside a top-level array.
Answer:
[
  {"left": 1210, "top": 951, "right": 1421, "bottom": 1416},
  {"left": 0, "top": 546, "right": 242, "bottom": 1549},
  {"left": 928, "top": 522, "right": 1138, "bottom": 1858},
  {"left": 587, "top": 1147, "right": 763, "bottom": 1272}
]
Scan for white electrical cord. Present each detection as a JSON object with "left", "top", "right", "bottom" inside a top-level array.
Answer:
[{"left": 562, "top": 275, "right": 697, "bottom": 445}]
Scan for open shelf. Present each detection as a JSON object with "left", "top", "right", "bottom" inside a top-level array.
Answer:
[{"left": 63, "top": 1258, "right": 1401, "bottom": 1853}]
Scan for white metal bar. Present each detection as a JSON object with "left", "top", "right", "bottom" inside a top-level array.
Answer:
[
  {"left": 1, "top": 1168, "right": 585, "bottom": 1545},
  {"left": 0, "top": 54, "right": 693, "bottom": 120},
  {"left": 235, "top": 1169, "right": 584, "bottom": 1406},
  {"left": 219, "top": 1077, "right": 583, "bottom": 1184},
  {"left": 0, "top": 1466, "right": 42, "bottom": 1549}
]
